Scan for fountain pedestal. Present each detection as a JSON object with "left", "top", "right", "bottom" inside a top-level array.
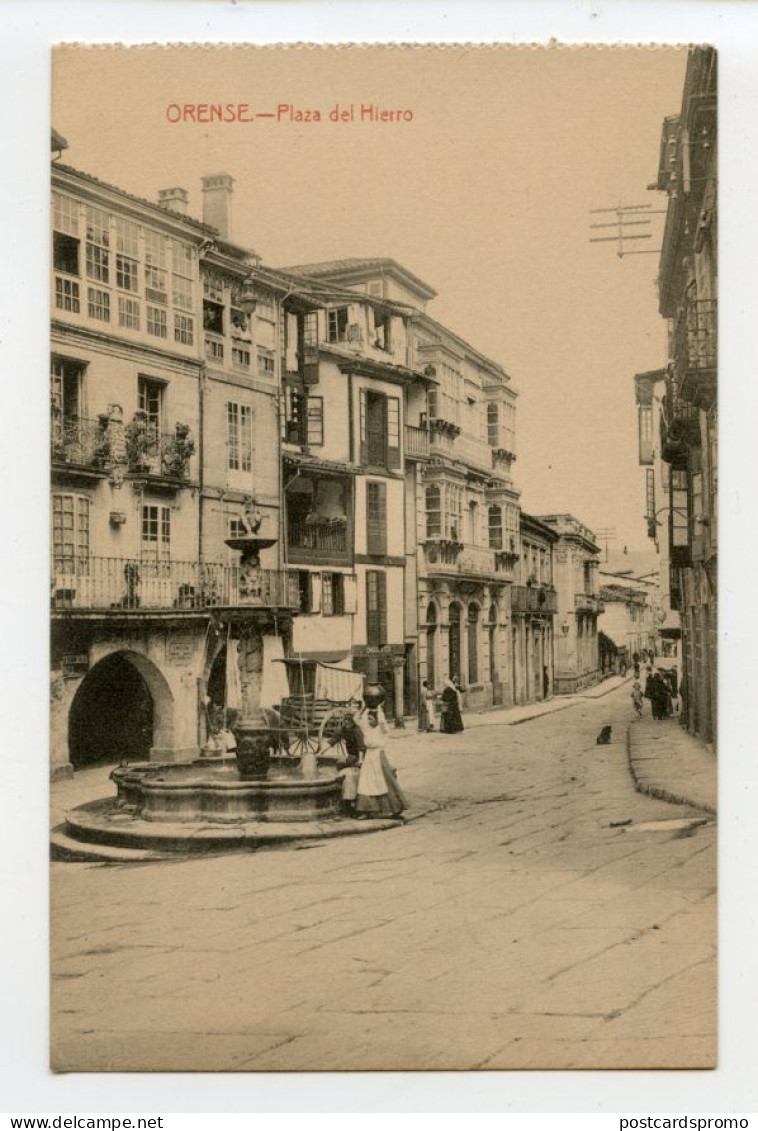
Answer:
[{"left": 224, "top": 531, "right": 279, "bottom": 780}]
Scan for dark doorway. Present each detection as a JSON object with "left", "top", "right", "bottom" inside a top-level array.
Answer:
[
  {"left": 69, "top": 653, "right": 154, "bottom": 768},
  {"left": 449, "top": 602, "right": 462, "bottom": 684}
]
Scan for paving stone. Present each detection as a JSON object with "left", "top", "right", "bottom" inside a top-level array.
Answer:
[{"left": 50, "top": 681, "right": 716, "bottom": 1071}]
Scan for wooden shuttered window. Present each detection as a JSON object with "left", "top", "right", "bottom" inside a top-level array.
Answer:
[
  {"left": 366, "top": 570, "right": 387, "bottom": 647},
  {"left": 387, "top": 396, "right": 400, "bottom": 468},
  {"left": 366, "top": 481, "right": 388, "bottom": 555},
  {"left": 359, "top": 387, "right": 367, "bottom": 464},
  {"left": 359, "top": 388, "right": 400, "bottom": 469}
]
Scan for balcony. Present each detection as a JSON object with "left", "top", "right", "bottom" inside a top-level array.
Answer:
[
  {"left": 125, "top": 419, "right": 195, "bottom": 484},
  {"left": 455, "top": 432, "right": 494, "bottom": 473},
  {"left": 423, "top": 540, "right": 502, "bottom": 580},
  {"left": 287, "top": 516, "right": 350, "bottom": 563},
  {"left": 674, "top": 298, "right": 717, "bottom": 408},
  {"left": 51, "top": 416, "right": 111, "bottom": 477},
  {"left": 429, "top": 420, "right": 459, "bottom": 457},
  {"left": 660, "top": 375, "right": 700, "bottom": 466},
  {"left": 575, "top": 592, "right": 604, "bottom": 614},
  {"left": 404, "top": 424, "right": 429, "bottom": 460},
  {"left": 511, "top": 584, "right": 557, "bottom": 616},
  {"left": 488, "top": 425, "right": 516, "bottom": 467},
  {"left": 51, "top": 558, "right": 300, "bottom": 614}
]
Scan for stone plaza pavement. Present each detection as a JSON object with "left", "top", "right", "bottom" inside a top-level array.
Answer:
[{"left": 51, "top": 682, "right": 716, "bottom": 1073}]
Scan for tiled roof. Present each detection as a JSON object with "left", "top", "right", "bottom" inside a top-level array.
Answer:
[
  {"left": 52, "top": 163, "right": 216, "bottom": 234},
  {"left": 278, "top": 257, "right": 437, "bottom": 298}
]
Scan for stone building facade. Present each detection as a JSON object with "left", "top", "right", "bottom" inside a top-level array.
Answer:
[
  {"left": 537, "top": 515, "right": 602, "bottom": 695},
  {"left": 645, "top": 46, "right": 717, "bottom": 745}
]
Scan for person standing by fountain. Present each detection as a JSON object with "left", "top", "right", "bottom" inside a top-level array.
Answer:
[{"left": 355, "top": 707, "right": 407, "bottom": 819}]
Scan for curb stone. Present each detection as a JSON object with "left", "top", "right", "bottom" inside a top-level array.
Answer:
[{"left": 625, "top": 724, "right": 717, "bottom": 818}]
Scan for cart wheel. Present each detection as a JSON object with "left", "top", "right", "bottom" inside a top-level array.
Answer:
[
  {"left": 290, "top": 731, "right": 320, "bottom": 760},
  {"left": 318, "top": 707, "right": 352, "bottom": 760}
]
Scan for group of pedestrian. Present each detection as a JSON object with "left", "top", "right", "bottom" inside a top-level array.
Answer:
[
  {"left": 630, "top": 660, "right": 679, "bottom": 721},
  {"left": 419, "top": 676, "right": 465, "bottom": 734}
]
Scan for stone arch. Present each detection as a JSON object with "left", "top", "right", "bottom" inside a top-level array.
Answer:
[{"left": 68, "top": 649, "right": 175, "bottom": 768}]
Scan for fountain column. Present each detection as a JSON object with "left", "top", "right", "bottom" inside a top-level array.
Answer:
[{"left": 225, "top": 518, "right": 278, "bottom": 780}]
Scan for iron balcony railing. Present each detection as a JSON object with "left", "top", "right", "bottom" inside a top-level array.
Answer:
[
  {"left": 51, "top": 416, "right": 110, "bottom": 470},
  {"left": 404, "top": 424, "right": 430, "bottom": 458},
  {"left": 511, "top": 585, "right": 558, "bottom": 616},
  {"left": 51, "top": 557, "right": 300, "bottom": 612},
  {"left": 287, "top": 517, "right": 349, "bottom": 555},
  {"left": 125, "top": 427, "right": 194, "bottom": 481},
  {"left": 660, "top": 372, "right": 701, "bottom": 464},
  {"left": 675, "top": 298, "right": 717, "bottom": 376}
]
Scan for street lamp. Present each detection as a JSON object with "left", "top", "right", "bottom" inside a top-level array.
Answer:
[{"left": 649, "top": 506, "right": 689, "bottom": 528}]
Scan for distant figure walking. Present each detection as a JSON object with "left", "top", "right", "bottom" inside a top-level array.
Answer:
[
  {"left": 631, "top": 680, "right": 644, "bottom": 718},
  {"left": 441, "top": 676, "right": 464, "bottom": 733},
  {"left": 543, "top": 665, "right": 550, "bottom": 700},
  {"left": 645, "top": 671, "right": 669, "bottom": 720}
]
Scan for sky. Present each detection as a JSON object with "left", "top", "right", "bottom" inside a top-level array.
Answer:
[{"left": 53, "top": 45, "right": 687, "bottom": 553}]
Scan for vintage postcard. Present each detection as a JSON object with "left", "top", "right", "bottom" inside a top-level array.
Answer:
[{"left": 49, "top": 43, "right": 717, "bottom": 1072}]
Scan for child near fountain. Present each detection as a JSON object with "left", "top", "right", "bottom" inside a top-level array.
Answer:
[
  {"left": 334, "top": 714, "right": 364, "bottom": 817},
  {"left": 335, "top": 749, "right": 361, "bottom": 816}
]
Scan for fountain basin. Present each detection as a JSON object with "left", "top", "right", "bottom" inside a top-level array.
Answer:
[{"left": 110, "top": 757, "right": 342, "bottom": 823}]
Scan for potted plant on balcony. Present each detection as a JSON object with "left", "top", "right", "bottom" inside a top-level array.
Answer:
[
  {"left": 163, "top": 422, "right": 195, "bottom": 480},
  {"left": 125, "top": 410, "right": 159, "bottom": 474}
]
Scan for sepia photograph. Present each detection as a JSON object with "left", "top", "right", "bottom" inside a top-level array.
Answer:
[{"left": 48, "top": 42, "right": 717, "bottom": 1074}]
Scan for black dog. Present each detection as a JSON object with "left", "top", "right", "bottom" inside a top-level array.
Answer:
[{"left": 596, "top": 725, "right": 612, "bottom": 745}]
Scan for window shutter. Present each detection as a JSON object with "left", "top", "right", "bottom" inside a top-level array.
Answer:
[
  {"left": 343, "top": 574, "right": 358, "bottom": 614},
  {"left": 377, "top": 571, "right": 387, "bottom": 645},
  {"left": 387, "top": 396, "right": 401, "bottom": 469},
  {"left": 310, "top": 572, "right": 322, "bottom": 613},
  {"left": 359, "top": 387, "right": 368, "bottom": 464},
  {"left": 366, "top": 481, "right": 387, "bottom": 556}
]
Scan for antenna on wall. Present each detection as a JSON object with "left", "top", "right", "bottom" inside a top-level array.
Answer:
[
  {"left": 589, "top": 204, "right": 666, "bottom": 259},
  {"left": 596, "top": 527, "right": 617, "bottom": 563}
]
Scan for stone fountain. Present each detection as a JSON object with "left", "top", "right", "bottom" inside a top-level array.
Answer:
[{"left": 53, "top": 504, "right": 402, "bottom": 857}]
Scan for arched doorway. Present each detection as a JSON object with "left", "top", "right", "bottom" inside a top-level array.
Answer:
[
  {"left": 68, "top": 651, "right": 174, "bottom": 769},
  {"left": 448, "top": 602, "right": 462, "bottom": 683},
  {"left": 425, "top": 602, "right": 438, "bottom": 689},
  {"left": 467, "top": 603, "right": 480, "bottom": 684}
]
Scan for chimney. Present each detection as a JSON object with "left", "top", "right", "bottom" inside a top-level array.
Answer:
[
  {"left": 201, "top": 173, "right": 234, "bottom": 240},
  {"left": 157, "top": 186, "right": 189, "bottom": 214}
]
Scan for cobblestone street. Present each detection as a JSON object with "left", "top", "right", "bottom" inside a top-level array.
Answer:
[{"left": 51, "top": 682, "right": 716, "bottom": 1072}]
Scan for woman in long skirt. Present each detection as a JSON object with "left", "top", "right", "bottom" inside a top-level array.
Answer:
[
  {"left": 355, "top": 707, "right": 408, "bottom": 818},
  {"left": 440, "top": 677, "right": 464, "bottom": 733}
]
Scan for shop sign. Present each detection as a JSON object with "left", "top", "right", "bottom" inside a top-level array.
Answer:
[{"left": 167, "top": 634, "right": 193, "bottom": 665}]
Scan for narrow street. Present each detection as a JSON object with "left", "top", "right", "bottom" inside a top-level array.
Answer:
[{"left": 51, "top": 682, "right": 716, "bottom": 1072}]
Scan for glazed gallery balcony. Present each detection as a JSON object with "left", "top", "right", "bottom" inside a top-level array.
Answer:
[
  {"left": 50, "top": 558, "right": 300, "bottom": 614},
  {"left": 675, "top": 298, "right": 717, "bottom": 408},
  {"left": 510, "top": 584, "right": 558, "bottom": 616}
]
